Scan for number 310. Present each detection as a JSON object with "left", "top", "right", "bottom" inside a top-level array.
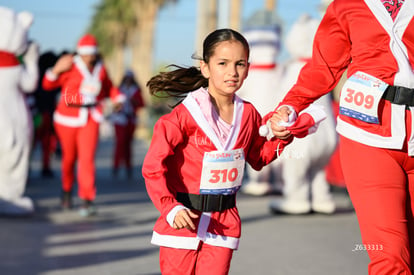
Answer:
[
  {"left": 209, "top": 168, "right": 238, "bottom": 183},
  {"left": 344, "top": 88, "right": 374, "bottom": 109}
]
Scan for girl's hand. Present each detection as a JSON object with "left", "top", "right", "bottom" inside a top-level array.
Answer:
[
  {"left": 52, "top": 54, "right": 73, "bottom": 75},
  {"left": 269, "top": 106, "right": 292, "bottom": 140},
  {"left": 173, "top": 209, "right": 199, "bottom": 230}
]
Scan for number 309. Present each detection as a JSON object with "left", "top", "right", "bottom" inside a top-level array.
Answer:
[{"left": 344, "top": 88, "right": 374, "bottom": 109}]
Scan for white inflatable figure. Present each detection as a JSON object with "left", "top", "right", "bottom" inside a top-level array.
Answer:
[
  {"left": 238, "top": 10, "right": 285, "bottom": 196},
  {"left": 269, "top": 14, "right": 338, "bottom": 214},
  {"left": 0, "top": 6, "right": 39, "bottom": 215}
]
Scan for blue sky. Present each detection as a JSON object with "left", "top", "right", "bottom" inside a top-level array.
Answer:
[{"left": 0, "top": 0, "right": 322, "bottom": 66}]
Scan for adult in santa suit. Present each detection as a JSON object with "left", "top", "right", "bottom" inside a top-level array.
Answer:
[
  {"left": 270, "top": 0, "right": 414, "bottom": 273},
  {"left": 42, "top": 34, "right": 125, "bottom": 217}
]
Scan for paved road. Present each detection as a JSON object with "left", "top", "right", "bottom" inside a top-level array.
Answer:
[{"left": 0, "top": 137, "right": 369, "bottom": 275}]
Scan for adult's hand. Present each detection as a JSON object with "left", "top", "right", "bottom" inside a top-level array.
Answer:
[
  {"left": 52, "top": 54, "right": 73, "bottom": 75},
  {"left": 269, "top": 106, "right": 293, "bottom": 140}
]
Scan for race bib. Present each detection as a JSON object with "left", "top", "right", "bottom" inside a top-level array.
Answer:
[
  {"left": 339, "top": 71, "right": 388, "bottom": 124},
  {"left": 80, "top": 78, "right": 101, "bottom": 96},
  {"left": 199, "top": 149, "right": 245, "bottom": 195}
]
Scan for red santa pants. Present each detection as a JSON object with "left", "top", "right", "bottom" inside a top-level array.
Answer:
[
  {"left": 54, "top": 117, "right": 99, "bottom": 201},
  {"left": 113, "top": 122, "right": 135, "bottom": 170},
  {"left": 340, "top": 136, "right": 414, "bottom": 274},
  {"left": 159, "top": 243, "right": 233, "bottom": 275}
]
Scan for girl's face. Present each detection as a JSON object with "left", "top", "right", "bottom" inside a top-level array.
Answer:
[{"left": 200, "top": 40, "right": 249, "bottom": 98}]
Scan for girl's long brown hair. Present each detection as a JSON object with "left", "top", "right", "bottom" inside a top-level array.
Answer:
[{"left": 146, "top": 28, "right": 249, "bottom": 103}]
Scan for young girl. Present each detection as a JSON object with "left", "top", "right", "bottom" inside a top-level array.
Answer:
[{"left": 142, "top": 28, "right": 318, "bottom": 275}]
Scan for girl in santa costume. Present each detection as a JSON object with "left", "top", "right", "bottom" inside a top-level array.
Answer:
[
  {"left": 143, "top": 28, "right": 325, "bottom": 275},
  {"left": 270, "top": 0, "right": 414, "bottom": 274},
  {"left": 110, "top": 69, "right": 144, "bottom": 178},
  {"left": 42, "top": 34, "right": 125, "bottom": 217}
]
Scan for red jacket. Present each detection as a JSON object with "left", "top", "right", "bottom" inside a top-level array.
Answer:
[
  {"left": 143, "top": 91, "right": 289, "bottom": 250},
  {"left": 42, "top": 55, "right": 124, "bottom": 127},
  {"left": 279, "top": 0, "right": 414, "bottom": 152}
]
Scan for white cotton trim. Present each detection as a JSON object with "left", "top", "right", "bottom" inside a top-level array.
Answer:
[
  {"left": 151, "top": 232, "right": 200, "bottom": 250},
  {"left": 53, "top": 108, "right": 88, "bottom": 127},
  {"left": 336, "top": 104, "right": 406, "bottom": 149},
  {"left": 45, "top": 69, "right": 58, "bottom": 81}
]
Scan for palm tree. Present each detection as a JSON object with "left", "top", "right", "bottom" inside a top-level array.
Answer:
[
  {"left": 230, "top": 0, "right": 241, "bottom": 30},
  {"left": 88, "top": 0, "right": 136, "bottom": 83},
  {"left": 88, "top": 0, "right": 176, "bottom": 91},
  {"left": 128, "top": 0, "right": 176, "bottom": 98}
]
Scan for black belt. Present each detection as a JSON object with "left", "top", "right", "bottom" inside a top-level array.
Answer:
[
  {"left": 382, "top": 85, "right": 414, "bottom": 107},
  {"left": 176, "top": 192, "right": 236, "bottom": 212},
  {"left": 67, "top": 103, "right": 97, "bottom": 108}
]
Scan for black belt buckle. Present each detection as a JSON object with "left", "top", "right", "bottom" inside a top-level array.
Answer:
[{"left": 202, "top": 194, "right": 221, "bottom": 212}]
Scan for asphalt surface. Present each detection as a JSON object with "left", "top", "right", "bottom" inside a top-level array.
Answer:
[{"left": 0, "top": 135, "right": 370, "bottom": 275}]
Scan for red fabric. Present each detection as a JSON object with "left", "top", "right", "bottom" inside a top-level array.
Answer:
[
  {"left": 249, "top": 64, "right": 276, "bottom": 70},
  {"left": 77, "top": 34, "right": 97, "bottom": 48},
  {"left": 286, "top": 113, "right": 315, "bottom": 138},
  {"left": 340, "top": 135, "right": 414, "bottom": 274},
  {"left": 325, "top": 101, "right": 345, "bottom": 187},
  {"left": 0, "top": 51, "right": 19, "bottom": 67},
  {"left": 159, "top": 243, "right": 233, "bottom": 275},
  {"left": 54, "top": 117, "right": 99, "bottom": 201},
  {"left": 113, "top": 122, "right": 135, "bottom": 169}
]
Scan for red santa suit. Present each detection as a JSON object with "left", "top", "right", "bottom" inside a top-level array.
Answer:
[
  {"left": 42, "top": 44, "right": 124, "bottom": 202},
  {"left": 277, "top": 0, "right": 414, "bottom": 273},
  {"left": 143, "top": 88, "right": 294, "bottom": 274}
]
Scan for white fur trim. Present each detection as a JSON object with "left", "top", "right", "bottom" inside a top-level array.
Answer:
[
  {"left": 150, "top": 230, "right": 239, "bottom": 250},
  {"left": 151, "top": 231, "right": 200, "bottom": 250},
  {"left": 182, "top": 88, "right": 244, "bottom": 151},
  {"left": 336, "top": 104, "right": 406, "bottom": 149},
  {"left": 77, "top": 46, "right": 98, "bottom": 55},
  {"left": 301, "top": 104, "right": 327, "bottom": 125},
  {"left": 53, "top": 108, "right": 88, "bottom": 127},
  {"left": 114, "top": 93, "right": 126, "bottom": 103},
  {"left": 45, "top": 69, "right": 58, "bottom": 81},
  {"left": 196, "top": 212, "right": 211, "bottom": 241},
  {"left": 204, "top": 232, "right": 240, "bottom": 250},
  {"left": 166, "top": 205, "right": 188, "bottom": 227}
]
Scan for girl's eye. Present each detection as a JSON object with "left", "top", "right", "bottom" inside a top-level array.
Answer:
[
  {"left": 237, "top": 62, "right": 246, "bottom": 67},
  {"left": 218, "top": 62, "right": 226, "bottom": 66}
]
